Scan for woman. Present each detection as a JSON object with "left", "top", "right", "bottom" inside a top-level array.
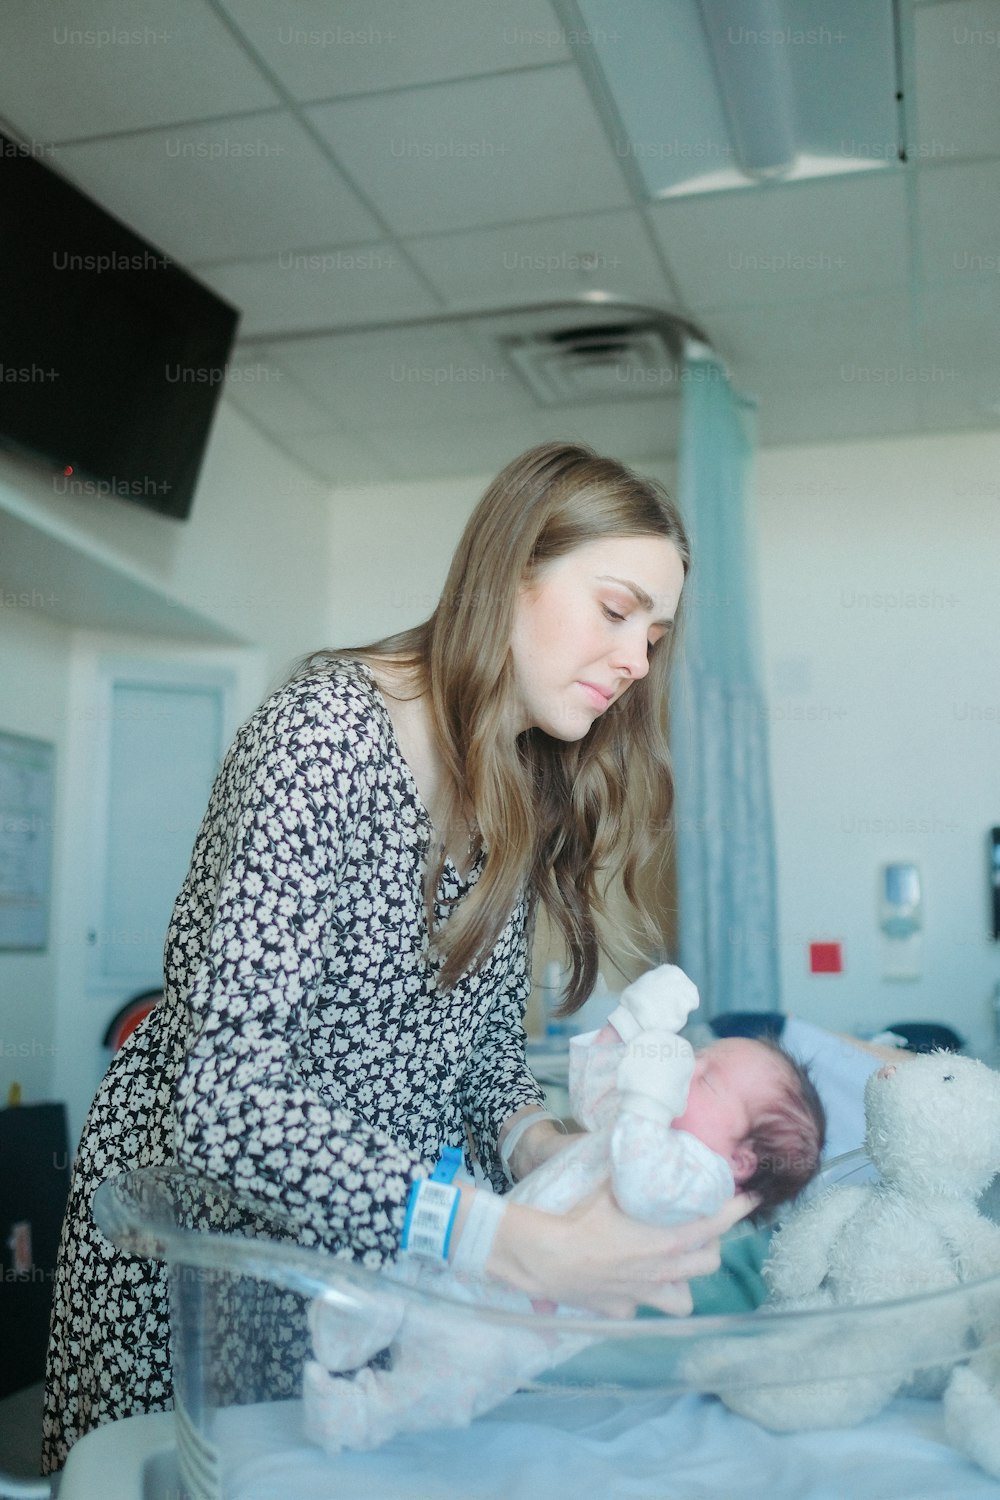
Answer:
[{"left": 42, "top": 442, "right": 753, "bottom": 1472}]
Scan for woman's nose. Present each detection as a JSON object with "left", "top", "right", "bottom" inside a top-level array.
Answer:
[{"left": 613, "top": 632, "right": 650, "bottom": 680}]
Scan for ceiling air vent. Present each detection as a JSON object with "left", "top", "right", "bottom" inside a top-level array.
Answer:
[{"left": 499, "top": 323, "right": 681, "bottom": 406}]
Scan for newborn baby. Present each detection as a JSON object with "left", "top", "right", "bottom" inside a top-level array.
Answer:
[{"left": 304, "top": 965, "right": 825, "bottom": 1454}]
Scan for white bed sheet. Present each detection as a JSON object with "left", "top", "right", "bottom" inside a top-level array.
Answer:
[{"left": 216, "top": 1390, "right": 996, "bottom": 1500}]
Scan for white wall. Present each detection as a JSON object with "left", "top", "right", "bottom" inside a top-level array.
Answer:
[
  {"left": 324, "top": 473, "right": 487, "bottom": 646},
  {"left": 0, "top": 400, "right": 334, "bottom": 1125},
  {"left": 0, "top": 607, "right": 71, "bottom": 1105},
  {"left": 755, "top": 431, "right": 1000, "bottom": 1054}
]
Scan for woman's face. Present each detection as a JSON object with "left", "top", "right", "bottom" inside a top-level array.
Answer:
[{"left": 509, "top": 534, "right": 686, "bottom": 740}]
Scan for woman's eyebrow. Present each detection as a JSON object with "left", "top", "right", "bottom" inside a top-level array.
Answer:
[{"left": 596, "top": 574, "right": 672, "bottom": 626}]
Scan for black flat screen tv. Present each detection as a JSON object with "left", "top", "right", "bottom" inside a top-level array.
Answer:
[{"left": 0, "top": 131, "right": 239, "bottom": 520}]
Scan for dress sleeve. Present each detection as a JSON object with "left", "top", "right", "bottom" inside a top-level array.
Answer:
[
  {"left": 567, "top": 1028, "right": 624, "bottom": 1131},
  {"left": 454, "top": 905, "right": 545, "bottom": 1193},
  {"left": 172, "top": 684, "right": 425, "bottom": 1265}
]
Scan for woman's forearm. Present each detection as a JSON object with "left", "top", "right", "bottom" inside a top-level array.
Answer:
[{"left": 498, "top": 1105, "right": 575, "bottom": 1181}]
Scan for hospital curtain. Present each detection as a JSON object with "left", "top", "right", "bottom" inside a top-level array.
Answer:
[{"left": 669, "top": 343, "right": 780, "bottom": 1017}]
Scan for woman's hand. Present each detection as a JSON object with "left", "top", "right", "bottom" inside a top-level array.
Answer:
[{"left": 487, "top": 1181, "right": 757, "bottom": 1318}]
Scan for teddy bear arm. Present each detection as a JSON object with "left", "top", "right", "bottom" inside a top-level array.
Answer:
[
  {"left": 952, "top": 1214, "right": 1000, "bottom": 1283},
  {"left": 765, "top": 1186, "right": 868, "bottom": 1300}
]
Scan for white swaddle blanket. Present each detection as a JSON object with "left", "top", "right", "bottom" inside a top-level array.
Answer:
[{"left": 217, "top": 1389, "right": 1000, "bottom": 1500}]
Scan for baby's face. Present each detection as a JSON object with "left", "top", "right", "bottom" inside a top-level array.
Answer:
[{"left": 671, "top": 1037, "right": 788, "bottom": 1185}]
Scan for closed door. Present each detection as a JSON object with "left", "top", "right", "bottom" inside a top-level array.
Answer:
[{"left": 89, "top": 669, "right": 232, "bottom": 993}]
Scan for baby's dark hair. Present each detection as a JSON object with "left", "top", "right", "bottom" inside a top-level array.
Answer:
[{"left": 742, "top": 1040, "right": 826, "bottom": 1216}]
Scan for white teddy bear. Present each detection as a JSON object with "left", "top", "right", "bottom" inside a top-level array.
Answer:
[{"left": 686, "top": 1050, "right": 1000, "bottom": 1477}]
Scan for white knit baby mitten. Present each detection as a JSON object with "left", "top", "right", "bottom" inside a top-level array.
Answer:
[
  {"left": 608, "top": 964, "right": 700, "bottom": 1042},
  {"left": 616, "top": 1030, "right": 695, "bottom": 1123}
]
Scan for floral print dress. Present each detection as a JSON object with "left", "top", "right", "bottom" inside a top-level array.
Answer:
[{"left": 41, "top": 659, "right": 543, "bottom": 1472}]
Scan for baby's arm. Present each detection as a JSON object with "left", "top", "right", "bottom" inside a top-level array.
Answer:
[
  {"left": 609, "top": 1031, "right": 733, "bottom": 1225},
  {"left": 616, "top": 1027, "right": 697, "bottom": 1125},
  {"left": 567, "top": 1025, "right": 626, "bottom": 1129},
  {"left": 568, "top": 965, "right": 700, "bottom": 1129},
  {"left": 611, "top": 1112, "right": 735, "bottom": 1225}
]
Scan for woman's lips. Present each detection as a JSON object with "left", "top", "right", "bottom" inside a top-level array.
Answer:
[{"left": 578, "top": 681, "right": 613, "bottom": 710}]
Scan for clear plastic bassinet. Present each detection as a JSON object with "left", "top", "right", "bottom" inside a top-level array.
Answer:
[{"left": 91, "top": 1160, "right": 1000, "bottom": 1500}]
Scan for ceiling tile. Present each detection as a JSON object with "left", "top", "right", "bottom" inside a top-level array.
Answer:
[
  {"left": 307, "top": 67, "right": 632, "bottom": 236},
  {"left": 331, "top": 401, "right": 681, "bottom": 482},
  {"left": 199, "top": 243, "right": 439, "bottom": 335},
  {"left": 914, "top": 363, "right": 1000, "bottom": 433},
  {"left": 404, "top": 210, "right": 676, "bottom": 308},
  {"left": 279, "top": 430, "right": 399, "bottom": 486},
  {"left": 271, "top": 325, "right": 536, "bottom": 430},
  {"left": 220, "top": 349, "right": 335, "bottom": 432},
  {"left": 649, "top": 173, "right": 910, "bottom": 309},
  {"left": 51, "top": 113, "right": 381, "bottom": 264},
  {"left": 915, "top": 158, "right": 1000, "bottom": 281},
  {"left": 0, "top": 0, "right": 997, "bottom": 472},
  {"left": 217, "top": 0, "right": 570, "bottom": 100},
  {"left": 363, "top": 414, "right": 554, "bottom": 482},
  {"left": 0, "top": 0, "right": 277, "bottom": 142},
  {"left": 913, "top": 280, "right": 1000, "bottom": 371},
  {"left": 912, "top": 0, "right": 1000, "bottom": 161},
  {"left": 752, "top": 378, "right": 922, "bottom": 447},
  {"left": 698, "top": 293, "right": 916, "bottom": 391},
  {"left": 535, "top": 398, "right": 681, "bottom": 461}
]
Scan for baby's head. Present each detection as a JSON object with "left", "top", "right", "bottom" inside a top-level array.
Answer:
[{"left": 673, "top": 1036, "right": 825, "bottom": 1212}]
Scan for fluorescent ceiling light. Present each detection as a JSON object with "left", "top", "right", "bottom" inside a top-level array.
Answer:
[
  {"left": 569, "top": 0, "right": 901, "bottom": 198},
  {"left": 698, "top": 0, "right": 797, "bottom": 178}
]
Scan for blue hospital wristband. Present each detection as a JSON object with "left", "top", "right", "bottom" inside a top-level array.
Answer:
[{"left": 400, "top": 1146, "right": 463, "bottom": 1262}]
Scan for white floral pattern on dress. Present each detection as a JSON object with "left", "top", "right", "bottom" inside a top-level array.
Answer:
[{"left": 42, "top": 659, "right": 543, "bottom": 1473}]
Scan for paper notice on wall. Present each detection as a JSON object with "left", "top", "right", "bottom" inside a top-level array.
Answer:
[{"left": 0, "top": 730, "right": 55, "bottom": 950}]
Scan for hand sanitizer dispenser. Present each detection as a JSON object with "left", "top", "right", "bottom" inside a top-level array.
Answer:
[{"left": 879, "top": 861, "right": 922, "bottom": 980}]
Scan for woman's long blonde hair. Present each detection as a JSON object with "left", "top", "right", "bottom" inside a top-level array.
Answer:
[{"left": 299, "top": 442, "right": 690, "bottom": 1011}]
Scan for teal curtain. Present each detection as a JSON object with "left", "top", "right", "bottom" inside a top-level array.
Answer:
[{"left": 670, "top": 344, "right": 780, "bottom": 1017}]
